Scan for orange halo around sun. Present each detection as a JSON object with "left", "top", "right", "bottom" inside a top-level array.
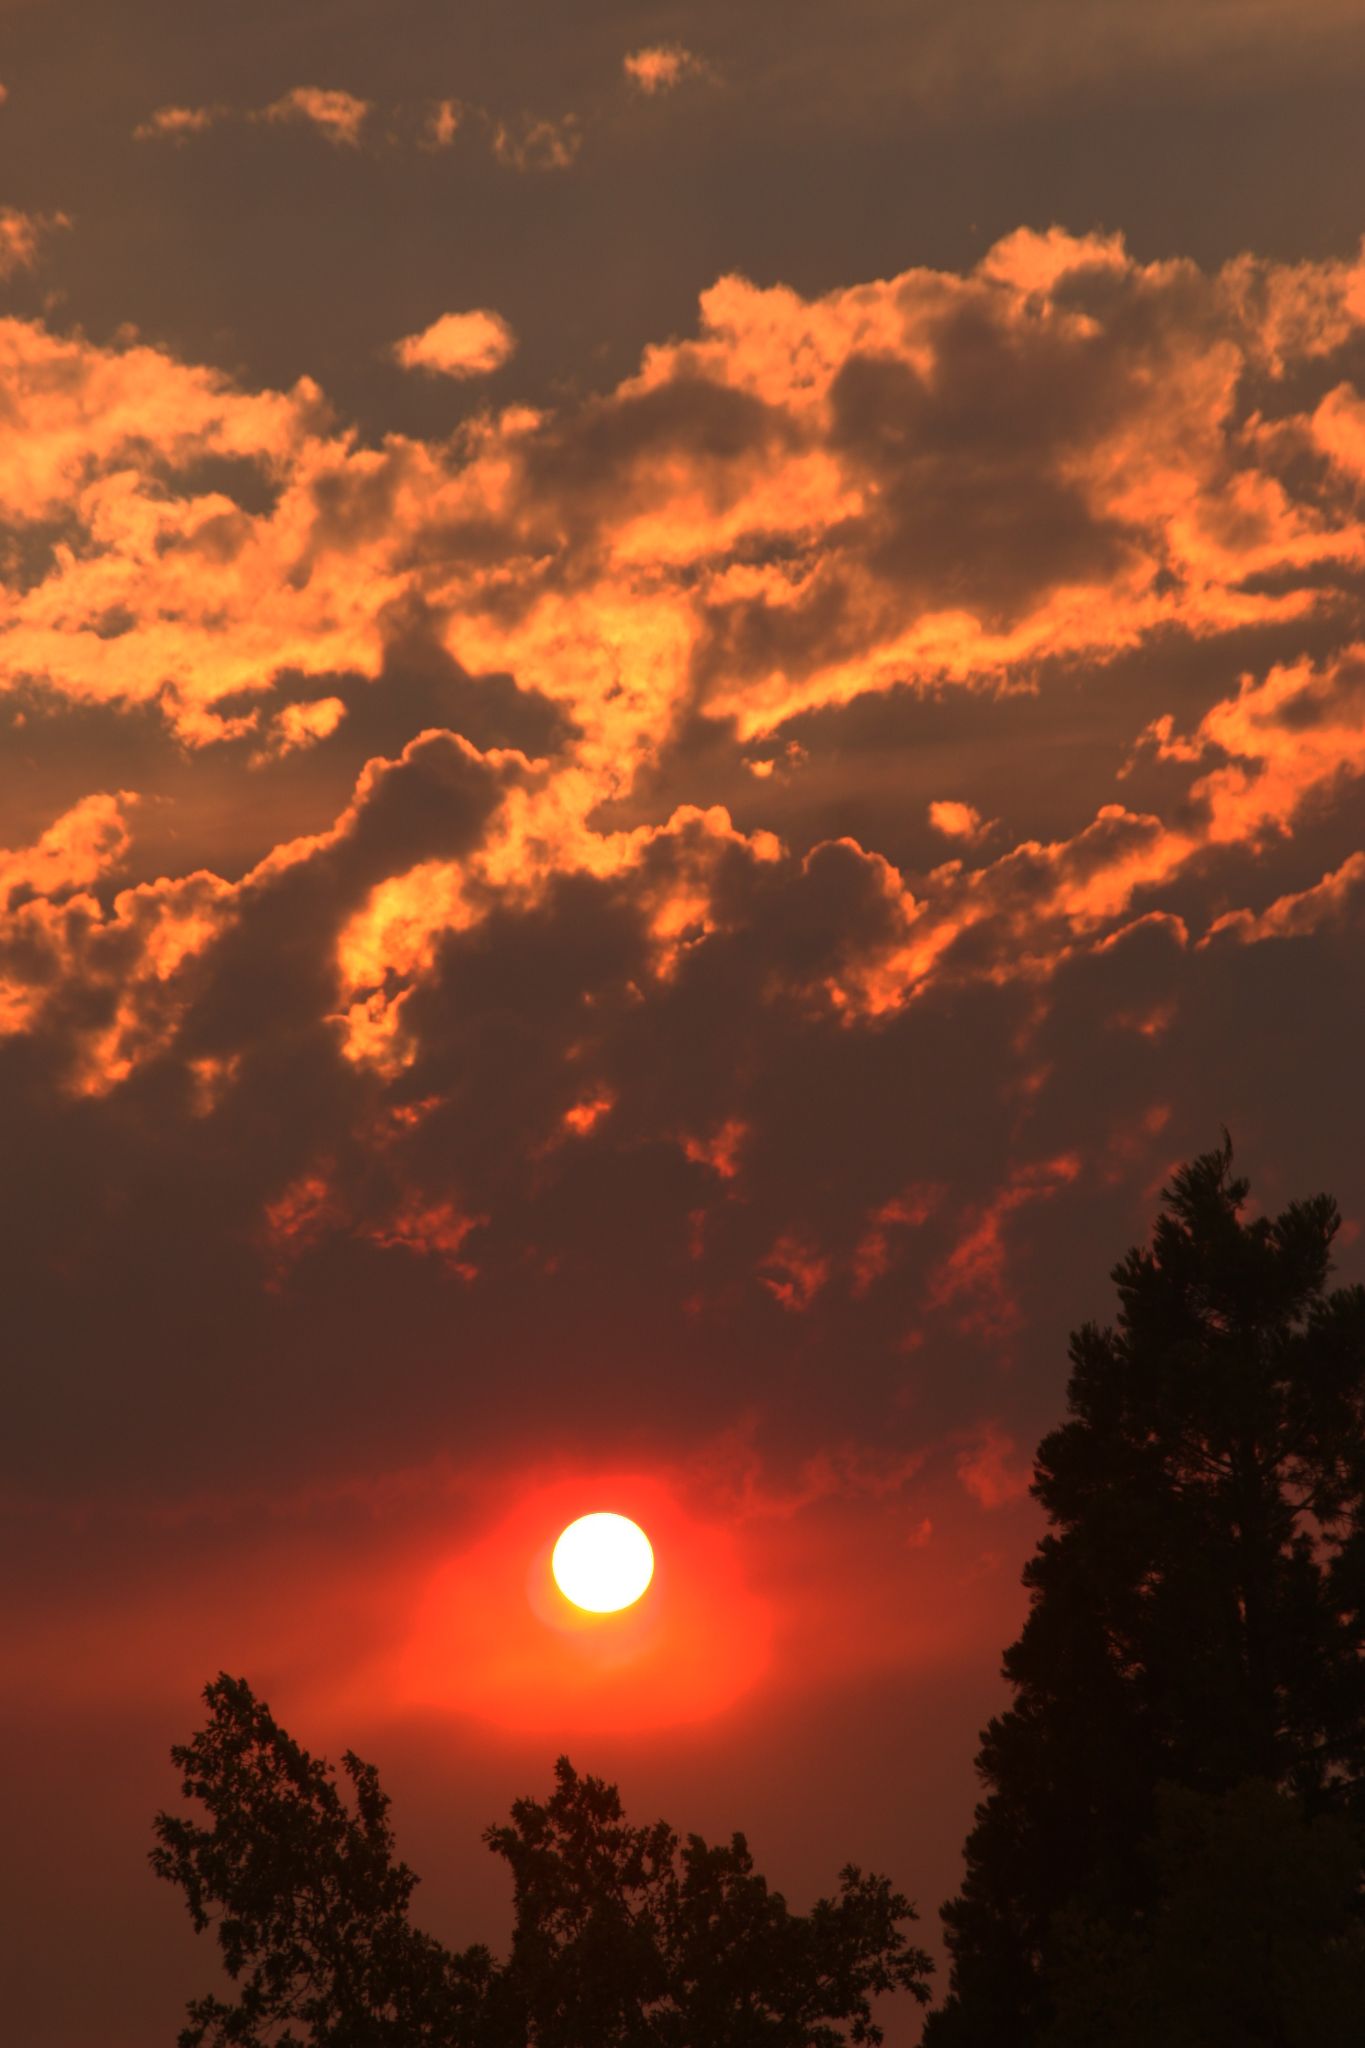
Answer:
[{"left": 396, "top": 1473, "right": 772, "bottom": 1733}]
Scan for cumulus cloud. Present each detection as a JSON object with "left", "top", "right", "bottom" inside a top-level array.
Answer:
[
  {"left": 4, "top": 232, "right": 1365, "bottom": 1498},
  {"left": 253, "top": 696, "right": 348, "bottom": 762},
  {"left": 0, "top": 793, "right": 133, "bottom": 911},
  {"left": 5, "top": 229, "right": 1365, "bottom": 975},
  {"left": 928, "top": 800, "right": 992, "bottom": 844},
  {"left": 391, "top": 308, "right": 517, "bottom": 380}
]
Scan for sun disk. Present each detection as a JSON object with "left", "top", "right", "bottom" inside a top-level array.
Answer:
[{"left": 552, "top": 1512, "right": 655, "bottom": 1613}]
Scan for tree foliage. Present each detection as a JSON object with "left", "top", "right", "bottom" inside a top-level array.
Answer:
[
  {"left": 1042, "top": 1779, "right": 1365, "bottom": 2048},
  {"left": 488, "top": 1758, "right": 930, "bottom": 2047},
  {"left": 149, "top": 1675, "right": 494, "bottom": 2048},
  {"left": 152, "top": 1676, "right": 932, "bottom": 2048},
  {"left": 925, "top": 1139, "right": 1365, "bottom": 2045}
]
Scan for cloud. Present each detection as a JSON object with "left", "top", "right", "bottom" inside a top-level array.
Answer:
[
  {"left": 261, "top": 86, "right": 371, "bottom": 146},
  {"left": 126, "top": 90, "right": 582, "bottom": 170},
  {"left": 253, "top": 695, "right": 348, "bottom": 762},
  {"left": 421, "top": 98, "right": 462, "bottom": 149},
  {"left": 0, "top": 793, "right": 132, "bottom": 911},
  {"left": 928, "top": 1156, "right": 1082, "bottom": 1341},
  {"left": 132, "top": 104, "right": 219, "bottom": 142},
  {"left": 1203, "top": 848, "right": 1365, "bottom": 946},
  {"left": 4, "top": 229, "right": 1365, "bottom": 1026},
  {"left": 928, "top": 800, "right": 992, "bottom": 844},
  {"left": 0, "top": 206, "right": 69, "bottom": 278},
  {"left": 490, "top": 113, "right": 581, "bottom": 171},
  {"left": 623, "top": 45, "right": 709, "bottom": 95},
  {"left": 134, "top": 93, "right": 373, "bottom": 151},
  {"left": 955, "top": 1423, "right": 1032, "bottom": 1509},
  {"left": 3, "top": 235, "right": 1364, "bottom": 1530},
  {"left": 391, "top": 309, "right": 517, "bottom": 380}
]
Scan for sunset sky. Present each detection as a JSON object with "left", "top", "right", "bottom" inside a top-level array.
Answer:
[{"left": 5, "top": 4, "right": 1365, "bottom": 2042}]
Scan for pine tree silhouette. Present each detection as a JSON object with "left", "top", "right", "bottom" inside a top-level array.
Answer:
[{"left": 925, "top": 1138, "right": 1365, "bottom": 2045}]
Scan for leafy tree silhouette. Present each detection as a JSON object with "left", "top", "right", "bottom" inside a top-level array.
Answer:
[
  {"left": 149, "top": 1675, "right": 495, "bottom": 2047},
  {"left": 152, "top": 1675, "right": 932, "bottom": 2047},
  {"left": 924, "top": 1138, "right": 1365, "bottom": 2046}
]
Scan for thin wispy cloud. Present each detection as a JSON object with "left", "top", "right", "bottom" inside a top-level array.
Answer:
[
  {"left": 133, "top": 104, "right": 219, "bottom": 142},
  {"left": 0, "top": 205, "right": 69, "bottom": 278},
  {"left": 489, "top": 111, "right": 581, "bottom": 170}
]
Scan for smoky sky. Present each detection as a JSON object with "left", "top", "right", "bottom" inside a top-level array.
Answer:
[{"left": 3, "top": 5, "right": 1365, "bottom": 2045}]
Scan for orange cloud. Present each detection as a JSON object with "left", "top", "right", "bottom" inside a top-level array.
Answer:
[
  {"left": 0, "top": 205, "right": 69, "bottom": 278},
  {"left": 365, "top": 1196, "right": 486, "bottom": 1276},
  {"left": 392, "top": 308, "right": 516, "bottom": 379},
  {"left": 262, "top": 86, "right": 370, "bottom": 146},
  {"left": 0, "top": 793, "right": 132, "bottom": 909},
  {"left": 852, "top": 1185, "right": 942, "bottom": 1296},
  {"left": 6, "top": 231, "right": 1365, "bottom": 1116},
  {"left": 1204, "top": 850, "right": 1365, "bottom": 946},
  {"left": 132, "top": 104, "right": 218, "bottom": 141},
  {"left": 682, "top": 1118, "right": 749, "bottom": 1181},
  {"left": 561, "top": 1093, "right": 615, "bottom": 1137},
  {"left": 422, "top": 98, "right": 462, "bottom": 148},
  {"left": 956, "top": 1423, "right": 1032, "bottom": 1510},
  {"left": 0, "top": 857, "right": 232, "bottom": 1090},
  {"left": 929, "top": 1156, "right": 1081, "bottom": 1339},
  {"left": 928, "top": 800, "right": 993, "bottom": 845},
  {"left": 623, "top": 45, "right": 708, "bottom": 94},
  {"left": 490, "top": 113, "right": 580, "bottom": 170},
  {"left": 760, "top": 1232, "right": 831, "bottom": 1312},
  {"left": 254, "top": 695, "right": 348, "bottom": 759}
]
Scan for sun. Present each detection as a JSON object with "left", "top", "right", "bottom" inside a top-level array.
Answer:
[{"left": 551, "top": 1512, "right": 655, "bottom": 1613}]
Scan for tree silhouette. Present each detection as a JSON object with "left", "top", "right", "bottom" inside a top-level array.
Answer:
[
  {"left": 487, "top": 1758, "right": 930, "bottom": 2046},
  {"left": 924, "top": 1139, "right": 1365, "bottom": 2045},
  {"left": 152, "top": 1676, "right": 932, "bottom": 2047},
  {"left": 149, "top": 1675, "right": 495, "bottom": 2047},
  {"left": 1042, "top": 1779, "right": 1365, "bottom": 2048}
]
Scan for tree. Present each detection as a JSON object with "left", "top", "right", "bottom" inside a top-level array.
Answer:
[
  {"left": 924, "top": 1138, "right": 1365, "bottom": 2045},
  {"left": 1042, "top": 1779, "right": 1365, "bottom": 2048},
  {"left": 488, "top": 1757, "right": 931, "bottom": 2046},
  {"left": 149, "top": 1675, "right": 496, "bottom": 2048},
  {"left": 153, "top": 1676, "right": 932, "bottom": 2047}
]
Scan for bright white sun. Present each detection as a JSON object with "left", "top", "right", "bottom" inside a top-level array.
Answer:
[{"left": 551, "top": 1512, "right": 655, "bottom": 1613}]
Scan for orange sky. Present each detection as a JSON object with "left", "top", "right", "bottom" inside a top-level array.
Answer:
[{"left": 3, "top": 5, "right": 1365, "bottom": 2043}]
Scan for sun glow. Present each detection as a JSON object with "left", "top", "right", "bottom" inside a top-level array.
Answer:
[
  {"left": 552, "top": 1512, "right": 655, "bottom": 1612},
  {"left": 396, "top": 1474, "right": 771, "bottom": 1732}
]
